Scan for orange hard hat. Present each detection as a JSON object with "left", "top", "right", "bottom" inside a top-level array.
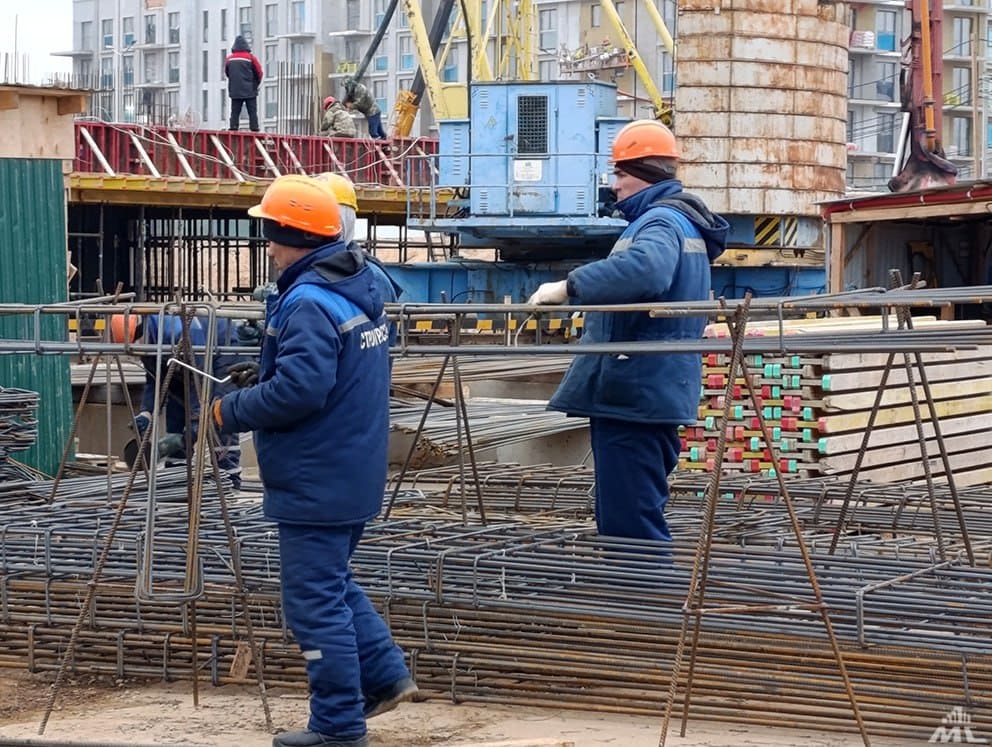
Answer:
[
  {"left": 248, "top": 174, "right": 342, "bottom": 237},
  {"left": 611, "top": 119, "right": 679, "bottom": 163},
  {"left": 313, "top": 172, "right": 358, "bottom": 210},
  {"left": 110, "top": 314, "right": 139, "bottom": 343},
  {"left": 323, "top": 95, "right": 336, "bottom": 110}
]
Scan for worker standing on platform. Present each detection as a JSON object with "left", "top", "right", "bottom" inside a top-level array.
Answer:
[
  {"left": 225, "top": 35, "right": 263, "bottom": 132},
  {"left": 527, "top": 120, "right": 729, "bottom": 543},
  {"left": 320, "top": 96, "right": 358, "bottom": 138},
  {"left": 213, "top": 175, "right": 416, "bottom": 747},
  {"left": 343, "top": 79, "right": 387, "bottom": 140}
]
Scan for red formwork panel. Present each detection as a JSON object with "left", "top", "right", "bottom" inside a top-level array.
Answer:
[{"left": 74, "top": 122, "right": 439, "bottom": 187}]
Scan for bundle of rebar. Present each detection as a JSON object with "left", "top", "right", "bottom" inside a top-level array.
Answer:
[
  {"left": 0, "top": 387, "right": 38, "bottom": 458},
  {"left": 0, "top": 468, "right": 989, "bottom": 738}
]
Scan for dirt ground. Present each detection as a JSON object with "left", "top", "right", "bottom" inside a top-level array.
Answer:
[{"left": 0, "top": 670, "right": 916, "bottom": 747}]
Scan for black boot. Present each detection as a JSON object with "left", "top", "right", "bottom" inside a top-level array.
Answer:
[
  {"left": 272, "top": 730, "right": 368, "bottom": 747},
  {"left": 364, "top": 676, "right": 419, "bottom": 719}
]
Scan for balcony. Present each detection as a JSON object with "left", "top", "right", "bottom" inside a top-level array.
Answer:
[{"left": 54, "top": 48, "right": 96, "bottom": 58}]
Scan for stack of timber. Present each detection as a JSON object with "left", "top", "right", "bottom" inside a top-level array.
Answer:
[{"left": 680, "top": 317, "right": 992, "bottom": 485}]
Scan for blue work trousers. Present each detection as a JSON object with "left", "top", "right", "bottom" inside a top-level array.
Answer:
[
  {"left": 278, "top": 522, "right": 410, "bottom": 738},
  {"left": 589, "top": 417, "right": 682, "bottom": 542}
]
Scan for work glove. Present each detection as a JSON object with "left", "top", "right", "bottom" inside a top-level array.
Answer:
[
  {"left": 252, "top": 282, "right": 278, "bottom": 302},
  {"left": 133, "top": 411, "right": 151, "bottom": 435},
  {"left": 236, "top": 320, "right": 262, "bottom": 346},
  {"left": 527, "top": 280, "right": 569, "bottom": 305},
  {"left": 227, "top": 361, "right": 260, "bottom": 388}
]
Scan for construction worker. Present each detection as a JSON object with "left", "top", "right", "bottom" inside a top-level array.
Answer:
[
  {"left": 320, "top": 96, "right": 357, "bottom": 138},
  {"left": 111, "top": 311, "right": 248, "bottom": 489},
  {"left": 342, "top": 79, "right": 387, "bottom": 140},
  {"left": 527, "top": 120, "right": 729, "bottom": 542},
  {"left": 224, "top": 35, "right": 263, "bottom": 132},
  {"left": 213, "top": 175, "right": 416, "bottom": 747}
]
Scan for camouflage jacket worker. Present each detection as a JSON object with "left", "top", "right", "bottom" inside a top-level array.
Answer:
[
  {"left": 344, "top": 81, "right": 380, "bottom": 118},
  {"left": 320, "top": 102, "right": 357, "bottom": 138}
]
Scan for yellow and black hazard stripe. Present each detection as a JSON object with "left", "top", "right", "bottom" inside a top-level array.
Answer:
[{"left": 755, "top": 215, "right": 799, "bottom": 247}]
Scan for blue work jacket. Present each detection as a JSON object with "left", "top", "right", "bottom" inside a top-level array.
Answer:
[
  {"left": 217, "top": 241, "right": 391, "bottom": 525},
  {"left": 549, "top": 180, "right": 729, "bottom": 424}
]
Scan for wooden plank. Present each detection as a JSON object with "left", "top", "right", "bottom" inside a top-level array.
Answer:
[
  {"left": 853, "top": 453, "right": 992, "bottom": 486},
  {"left": 817, "top": 412, "right": 992, "bottom": 454},
  {"left": 817, "top": 395, "right": 992, "bottom": 433},
  {"left": 822, "top": 347, "right": 992, "bottom": 372},
  {"left": 57, "top": 94, "right": 87, "bottom": 115},
  {"left": 819, "top": 430, "right": 988, "bottom": 472},
  {"left": 0, "top": 91, "right": 19, "bottom": 111},
  {"left": 822, "top": 377, "right": 992, "bottom": 411},
  {"left": 822, "top": 361, "right": 992, "bottom": 392}
]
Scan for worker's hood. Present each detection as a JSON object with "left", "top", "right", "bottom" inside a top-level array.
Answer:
[
  {"left": 276, "top": 241, "right": 384, "bottom": 323},
  {"left": 617, "top": 180, "right": 728, "bottom": 261},
  {"left": 232, "top": 35, "right": 251, "bottom": 53}
]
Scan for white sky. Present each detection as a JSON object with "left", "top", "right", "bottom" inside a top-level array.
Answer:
[{"left": 0, "top": 0, "right": 73, "bottom": 83}]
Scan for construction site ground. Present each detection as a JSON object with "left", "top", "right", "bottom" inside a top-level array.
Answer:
[{"left": 0, "top": 670, "right": 910, "bottom": 747}]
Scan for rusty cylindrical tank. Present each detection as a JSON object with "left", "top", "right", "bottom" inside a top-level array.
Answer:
[{"left": 674, "top": 0, "right": 849, "bottom": 220}]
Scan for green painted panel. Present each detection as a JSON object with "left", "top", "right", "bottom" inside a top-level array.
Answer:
[{"left": 0, "top": 159, "right": 72, "bottom": 476}]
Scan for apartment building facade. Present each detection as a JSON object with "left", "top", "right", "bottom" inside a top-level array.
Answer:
[{"left": 847, "top": 0, "right": 992, "bottom": 189}]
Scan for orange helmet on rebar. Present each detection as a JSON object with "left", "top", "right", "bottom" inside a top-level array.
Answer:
[
  {"left": 611, "top": 119, "right": 680, "bottom": 163},
  {"left": 110, "top": 314, "right": 139, "bottom": 343},
  {"left": 248, "top": 174, "right": 342, "bottom": 238},
  {"left": 313, "top": 172, "right": 358, "bottom": 210}
]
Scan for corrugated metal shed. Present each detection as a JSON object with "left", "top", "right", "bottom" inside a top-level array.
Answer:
[{"left": 0, "top": 158, "right": 72, "bottom": 476}]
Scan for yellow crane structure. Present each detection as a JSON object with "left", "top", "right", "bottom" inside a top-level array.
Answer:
[
  {"left": 598, "top": 0, "right": 675, "bottom": 124},
  {"left": 392, "top": 0, "right": 537, "bottom": 137}
]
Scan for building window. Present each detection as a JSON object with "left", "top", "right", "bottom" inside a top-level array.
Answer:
[
  {"left": 221, "top": 89, "right": 227, "bottom": 119},
  {"left": 346, "top": 39, "right": 362, "bottom": 62},
  {"left": 144, "top": 52, "right": 160, "bottom": 84},
  {"left": 144, "top": 15, "right": 156, "bottom": 45},
  {"left": 265, "top": 4, "right": 278, "bottom": 37},
  {"left": 346, "top": 0, "right": 361, "bottom": 29},
  {"left": 290, "top": 41, "right": 304, "bottom": 65},
  {"left": 202, "top": 89, "right": 209, "bottom": 120},
  {"left": 264, "top": 44, "right": 277, "bottom": 76},
  {"left": 239, "top": 7, "right": 252, "bottom": 41},
  {"left": 615, "top": 2, "right": 625, "bottom": 20},
  {"left": 168, "top": 51, "right": 180, "bottom": 83},
  {"left": 290, "top": 1, "right": 305, "bottom": 33},
  {"left": 220, "top": 9, "right": 228, "bottom": 41},
  {"left": 442, "top": 62, "right": 458, "bottom": 82},
  {"left": 122, "top": 54, "right": 134, "bottom": 85},
  {"left": 203, "top": 50, "right": 209, "bottom": 82},
  {"left": 875, "top": 62, "right": 896, "bottom": 102},
  {"left": 123, "top": 17, "right": 135, "bottom": 47},
  {"left": 80, "top": 21, "right": 93, "bottom": 49},
  {"left": 202, "top": 10, "right": 209, "bottom": 43},
  {"left": 951, "top": 116, "right": 972, "bottom": 156},
  {"left": 99, "top": 92, "right": 112, "bottom": 120},
  {"left": 101, "top": 19, "right": 113, "bottom": 49},
  {"left": 373, "top": 80, "right": 387, "bottom": 114},
  {"left": 168, "top": 12, "right": 180, "bottom": 44},
  {"left": 538, "top": 59, "right": 556, "bottom": 81},
  {"left": 539, "top": 9, "right": 557, "bottom": 51},
  {"left": 167, "top": 90, "right": 179, "bottom": 118},
  {"left": 374, "top": 55, "right": 388, "bottom": 72},
  {"left": 399, "top": 36, "right": 414, "bottom": 70},
  {"left": 875, "top": 111, "right": 896, "bottom": 153},
  {"left": 374, "top": 0, "right": 386, "bottom": 26},
  {"left": 122, "top": 92, "right": 135, "bottom": 122},
  {"left": 79, "top": 58, "right": 92, "bottom": 85},
  {"left": 100, "top": 56, "right": 113, "bottom": 88},
  {"left": 876, "top": 10, "right": 897, "bottom": 53},
  {"left": 952, "top": 17, "right": 973, "bottom": 56},
  {"left": 950, "top": 67, "right": 971, "bottom": 106},
  {"left": 220, "top": 48, "right": 227, "bottom": 73},
  {"left": 591, "top": 3, "right": 601, "bottom": 28},
  {"left": 264, "top": 85, "right": 278, "bottom": 117}
]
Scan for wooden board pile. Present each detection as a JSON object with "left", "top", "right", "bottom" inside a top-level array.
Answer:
[{"left": 679, "top": 317, "right": 992, "bottom": 485}]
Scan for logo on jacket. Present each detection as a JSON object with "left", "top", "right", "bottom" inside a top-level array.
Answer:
[{"left": 359, "top": 322, "right": 390, "bottom": 350}]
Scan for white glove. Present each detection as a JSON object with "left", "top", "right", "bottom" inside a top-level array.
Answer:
[{"left": 527, "top": 280, "right": 569, "bottom": 305}]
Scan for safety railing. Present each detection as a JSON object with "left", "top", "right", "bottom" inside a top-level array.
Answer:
[{"left": 73, "top": 121, "right": 440, "bottom": 187}]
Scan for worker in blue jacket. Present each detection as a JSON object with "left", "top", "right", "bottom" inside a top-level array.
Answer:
[
  {"left": 122, "top": 312, "right": 246, "bottom": 489},
  {"left": 528, "top": 119, "right": 729, "bottom": 543},
  {"left": 213, "top": 175, "right": 416, "bottom": 747}
]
